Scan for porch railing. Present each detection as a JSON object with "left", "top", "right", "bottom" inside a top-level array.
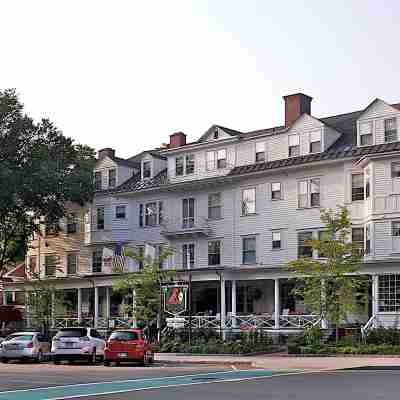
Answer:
[{"left": 279, "top": 314, "right": 321, "bottom": 329}]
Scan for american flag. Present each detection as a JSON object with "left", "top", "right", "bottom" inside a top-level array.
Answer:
[{"left": 112, "top": 243, "right": 127, "bottom": 271}]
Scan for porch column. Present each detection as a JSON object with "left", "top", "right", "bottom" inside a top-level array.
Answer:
[
  {"left": 274, "top": 278, "right": 280, "bottom": 329},
  {"left": 231, "top": 280, "right": 237, "bottom": 328},
  {"left": 2, "top": 291, "right": 7, "bottom": 305},
  {"left": 131, "top": 290, "right": 137, "bottom": 328},
  {"left": 94, "top": 286, "right": 99, "bottom": 328},
  {"left": 321, "top": 278, "right": 328, "bottom": 329},
  {"left": 51, "top": 291, "right": 55, "bottom": 328},
  {"left": 77, "top": 288, "right": 82, "bottom": 324},
  {"left": 220, "top": 277, "right": 226, "bottom": 339},
  {"left": 372, "top": 274, "right": 379, "bottom": 328},
  {"left": 25, "top": 292, "right": 31, "bottom": 328}
]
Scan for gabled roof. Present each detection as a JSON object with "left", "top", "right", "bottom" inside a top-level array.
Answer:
[
  {"left": 110, "top": 156, "right": 140, "bottom": 168},
  {"left": 197, "top": 125, "right": 243, "bottom": 143},
  {"left": 357, "top": 98, "right": 400, "bottom": 120}
]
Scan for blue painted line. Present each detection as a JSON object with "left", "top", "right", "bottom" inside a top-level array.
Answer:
[{"left": 0, "top": 370, "right": 273, "bottom": 400}]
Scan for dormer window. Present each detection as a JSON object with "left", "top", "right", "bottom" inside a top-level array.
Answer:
[
  {"left": 207, "top": 149, "right": 227, "bottom": 170},
  {"left": 217, "top": 149, "right": 227, "bottom": 168},
  {"left": 214, "top": 129, "right": 219, "bottom": 139},
  {"left": 175, "top": 154, "right": 195, "bottom": 176},
  {"left": 255, "top": 142, "right": 266, "bottom": 162},
  {"left": 143, "top": 161, "right": 151, "bottom": 179},
  {"left": 359, "top": 121, "right": 373, "bottom": 146},
  {"left": 288, "top": 135, "right": 300, "bottom": 157},
  {"left": 309, "top": 131, "right": 321, "bottom": 153},
  {"left": 385, "top": 118, "right": 397, "bottom": 143},
  {"left": 108, "top": 169, "right": 116, "bottom": 187},
  {"left": 94, "top": 171, "right": 102, "bottom": 190}
]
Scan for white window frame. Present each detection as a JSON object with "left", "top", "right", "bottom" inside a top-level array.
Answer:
[
  {"left": 242, "top": 236, "right": 256, "bottom": 265},
  {"left": 67, "top": 253, "right": 78, "bottom": 275},
  {"left": 208, "top": 193, "right": 222, "bottom": 220},
  {"left": 351, "top": 173, "right": 364, "bottom": 201},
  {"left": 272, "top": 231, "right": 282, "bottom": 250},
  {"left": 208, "top": 240, "right": 221, "bottom": 266},
  {"left": 94, "top": 171, "right": 102, "bottom": 191},
  {"left": 176, "top": 154, "right": 195, "bottom": 176},
  {"left": 309, "top": 131, "right": 321, "bottom": 154},
  {"left": 115, "top": 205, "right": 126, "bottom": 219},
  {"left": 108, "top": 169, "right": 116, "bottom": 188},
  {"left": 255, "top": 142, "right": 266, "bottom": 162},
  {"left": 384, "top": 117, "right": 398, "bottom": 143},
  {"left": 139, "top": 202, "right": 163, "bottom": 227},
  {"left": 182, "top": 243, "right": 195, "bottom": 269},
  {"left": 288, "top": 134, "right": 300, "bottom": 157},
  {"left": 391, "top": 162, "right": 400, "bottom": 179},
  {"left": 241, "top": 188, "right": 256, "bottom": 215},
  {"left": 298, "top": 178, "right": 320, "bottom": 208},
  {"left": 271, "top": 182, "right": 282, "bottom": 200},
  {"left": 206, "top": 149, "right": 227, "bottom": 170},
  {"left": 359, "top": 121, "right": 373, "bottom": 146},
  {"left": 142, "top": 161, "right": 152, "bottom": 179},
  {"left": 182, "top": 198, "right": 195, "bottom": 228}
]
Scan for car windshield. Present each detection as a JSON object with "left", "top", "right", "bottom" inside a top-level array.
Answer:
[
  {"left": 109, "top": 331, "right": 139, "bottom": 341},
  {"left": 6, "top": 334, "right": 34, "bottom": 341},
  {"left": 56, "top": 328, "right": 87, "bottom": 338}
]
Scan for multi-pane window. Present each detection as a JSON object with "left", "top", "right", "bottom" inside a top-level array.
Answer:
[
  {"left": 94, "top": 171, "right": 102, "bottom": 190},
  {"left": 217, "top": 149, "right": 227, "bottom": 169},
  {"left": 242, "top": 188, "right": 256, "bottom": 215},
  {"left": 255, "top": 142, "right": 266, "bottom": 162},
  {"left": 272, "top": 231, "right": 281, "bottom": 249},
  {"left": 391, "top": 163, "right": 400, "bottom": 178},
  {"left": 182, "top": 198, "right": 195, "bottom": 228},
  {"left": 67, "top": 253, "right": 78, "bottom": 275},
  {"left": 378, "top": 275, "right": 400, "bottom": 312},
  {"left": 97, "top": 207, "right": 105, "bottom": 230},
  {"left": 208, "top": 193, "right": 222, "bottom": 220},
  {"left": 182, "top": 243, "right": 195, "bottom": 269},
  {"left": 309, "top": 131, "right": 321, "bottom": 153},
  {"left": 271, "top": 182, "right": 282, "bottom": 200},
  {"left": 298, "top": 178, "right": 320, "bottom": 208},
  {"left": 108, "top": 169, "right": 116, "bottom": 187},
  {"left": 352, "top": 227, "right": 364, "bottom": 254},
  {"left": 208, "top": 241, "right": 221, "bottom": 265},
  {"left": 45, "top": 255, "right": 58, "bottom": 276},
  {"left": 175, "top": 156, "right": 184, "bottom": 176},
  {"left": 115, "top": 205, "right": 126, "bottom": 219},
  {"left": 139, "top": 202, "right": 163, "bottom": 227},
  {"left": 385, "top": 118, "right": 397, "bottom": 143},
  {"left": 298, "top": 232, "right": 313, "bottom": 258},
  {"left": 143, "top": 161, "right": 151, "bottom": 178},
  {"left": 29, "top": 256, "right": 37, "bottom": 274},
  {"left": 392, "top": 222, "right": 400, "bottom": 236},
  {"left": 145, "top": 202, "right": 157, "bottom": 226},
  {"left": 186, "top": 154, "right": 195, "bottom": 174},
  {"left": 67, "top": 213, "right": 77, "bottom": 234},
  {"left": 359, "top": 121, "right": 373, "bottom": 146},
  {"left": 206, "top": 149, "right": 227, "bottom": 170},
  {"left": 288, "top": 134, "right": 300, "bottom": 157},
  {"left": 365, "top": 225, "right": 371, "bottom": 255},
  {"left": 351, "top": 174, "right": 364, "bottom": 201},
  {"left": 92, "top": 250, "right": 102, "bottom": 273},
  {"left": 242, "top": 237, "right": 256, "bottom": 264}
]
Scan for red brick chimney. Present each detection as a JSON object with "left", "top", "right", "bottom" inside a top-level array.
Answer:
[
  {"left": 169, "top": 132, "right": 187, "bottom": 148},
  {"left": 98, "top": 148, "right": 116, "bottom": 159},
  {"left": 283, "top": 93, "right": 312, "bottom": 127}
]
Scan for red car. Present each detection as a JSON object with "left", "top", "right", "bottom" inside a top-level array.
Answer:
[{"left": 103, "top": 329, "right": 154, "bottom": 366}]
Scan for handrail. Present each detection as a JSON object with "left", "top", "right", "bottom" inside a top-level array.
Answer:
[{"left": 361, "top": 315, "right": 376, "bottom": 339}]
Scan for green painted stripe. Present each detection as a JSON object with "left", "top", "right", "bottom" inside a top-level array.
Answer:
[{"left": 0, "top": 370, "right": 273, "bottom": 400}]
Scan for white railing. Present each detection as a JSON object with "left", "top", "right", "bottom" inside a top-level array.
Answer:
[
  {"left": 361, "top": 315, "right": 375, "bottom": 339},
  {"left": 52, "top": 317, "right": 94, "bottom": 329},
  {"left": 362, "top": 313, "right": 400, "bottom": 338},
  {"left": 279, "top": 314, "right": 321, "bottom": 329},
  {"left": 228, "top": 315, "right": 275, "bottom": 330}
]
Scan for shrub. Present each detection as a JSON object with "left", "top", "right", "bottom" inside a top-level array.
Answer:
[{"left": 366, "top": 328, "right": 400, "bottom": 346}]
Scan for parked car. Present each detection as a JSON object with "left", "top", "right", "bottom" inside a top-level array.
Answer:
[
  {"left": 51, "top": 327, "right": 105, "bottom": 365},
  {"left": 0, "top": 331, "right": 50, "bottom": 363},
  {"left": 103, "top": 329, "right": 154, "bottom": 366}
]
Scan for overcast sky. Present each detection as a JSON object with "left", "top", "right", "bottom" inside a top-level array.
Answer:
[{"left": 1, "top": 1, "right": 399, "bottom": 158}]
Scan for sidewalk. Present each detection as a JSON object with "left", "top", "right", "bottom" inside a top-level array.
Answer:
[{"left": 155, "top": 353, "right": 400, "bottom": 371}]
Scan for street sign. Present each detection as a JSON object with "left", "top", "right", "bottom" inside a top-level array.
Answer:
[{"left": 163, "top": 285, "right": 188, "bottom": 316}]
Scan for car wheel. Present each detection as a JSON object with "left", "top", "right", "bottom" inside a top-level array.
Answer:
[
  {"left": 89, "top": 349, "right": 96, "bottom": 365},
  {"left": 103, "top": 359, "right": 110, "bottom": 367},
  {"left": 1, "top": 358, "right": 8, "bottom": 364},
  {"left": 115, "top": 361, "right": 120, "bottom": 367},
  {"left": 36, "top": 351, "right": 43, "bottom": 363},
  {"left": 53, "top": 357, "right": 60, "bottom": 365}
]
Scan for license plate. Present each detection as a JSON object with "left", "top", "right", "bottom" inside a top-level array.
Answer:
[
  {"left": 64, "top": 342, "right": 74, "bottom": 348},
  {"left": 118, "top": 353, "right": 128, "bottom": 358}
]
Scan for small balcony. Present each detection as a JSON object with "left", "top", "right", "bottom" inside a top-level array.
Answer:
[{"left": 160, "top": 217, "right": 212, "bottom": 239}]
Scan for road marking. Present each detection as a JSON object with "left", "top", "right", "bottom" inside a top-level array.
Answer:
[{"left": 0, "top": 370, "right": 278, "bottom": 400}]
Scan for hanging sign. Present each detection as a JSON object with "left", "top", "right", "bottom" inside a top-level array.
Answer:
[{"left": 163, "top": 285, "right": 188, "bottom": 316}]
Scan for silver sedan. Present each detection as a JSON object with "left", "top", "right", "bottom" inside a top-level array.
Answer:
[{"left": 0, "top": 332, "right": 50, "bottom": 363}]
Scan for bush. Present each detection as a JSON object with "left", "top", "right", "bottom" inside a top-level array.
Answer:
[{"left": 366, "top": 328, "right": 400, "bottom": 346}]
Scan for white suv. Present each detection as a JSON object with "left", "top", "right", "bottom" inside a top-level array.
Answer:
[{"left": 51, "top": 327, "right": 105, "bottom": 365}]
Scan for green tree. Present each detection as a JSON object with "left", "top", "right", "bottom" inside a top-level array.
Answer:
[
  {"left": 287, "top": 206, "right": 369, "bottom": 340},
  {"left": 0, "top": 89, "right": 96, "bottom": 275},
  {"left": 112, "top": 247, "right": 175, "bottom": 336}
]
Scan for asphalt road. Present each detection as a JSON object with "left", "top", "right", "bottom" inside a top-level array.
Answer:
[{"left": 0, "top": 362, "right": 399, "bottom": 399}]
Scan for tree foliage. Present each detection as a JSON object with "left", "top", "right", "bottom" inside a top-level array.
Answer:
[
  {"left": 0, "top": 89, "right": 96, "bottom": 275},
  {"left": 287, "top": 206, "right": 369, "bottom": 329},
  {"left": 112, "top": 247, "right": 175, "bottom": 325}
]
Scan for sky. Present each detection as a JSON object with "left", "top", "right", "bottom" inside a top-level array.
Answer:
[{"left": 1, "top": 0, "right": 399, "bottom": 158}]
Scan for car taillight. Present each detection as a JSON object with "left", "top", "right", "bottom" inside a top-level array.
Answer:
[
  {"left": 26, "top": 342, "right": 34, "bottom": 348},
  {"left": 79, "top": 336, "right": 90, "bottom": 342}
]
